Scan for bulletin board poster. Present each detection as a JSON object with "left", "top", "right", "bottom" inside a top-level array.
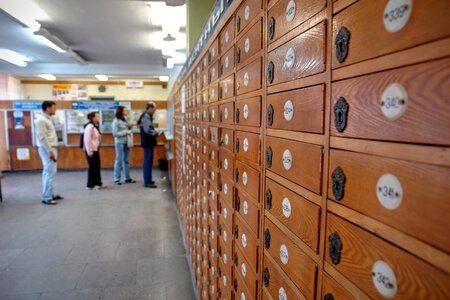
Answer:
[
  {"left": 52, "top": 84, "right": 88, "bottom": 101},
  {"left": 16, "top": 148, "right": 30, "bottom": 160}
]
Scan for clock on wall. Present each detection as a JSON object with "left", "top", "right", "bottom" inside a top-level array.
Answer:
[{"left": 98, "top": 85, "right": 106, "bottom": 93}]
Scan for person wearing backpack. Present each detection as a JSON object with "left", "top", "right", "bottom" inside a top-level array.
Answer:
[{"left": 83, "top": 112, "right": 104, "bottom": 190}]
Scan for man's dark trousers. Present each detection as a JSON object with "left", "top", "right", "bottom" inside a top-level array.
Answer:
[{"left": 143, "top": 147, "right": 154, "bottom": 185}]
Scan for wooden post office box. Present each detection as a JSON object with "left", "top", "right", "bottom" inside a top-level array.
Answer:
[
  {"left": 219, "top": 173, "right": 234, "bottom": 207},
  {"left": 235, "top": 187, "right": 260, "bottom": 237},
  {"left": 233, "top": 269, "right": 256, "bottom": 300},
  {"left": 265, "top": 178, "right": 320, "bottom": 253},
  {"left": 202, "top": 71, "right": 209, "bottom": 87},
  {"left": 202, "top": 54, "right": 208, "bottom": 71},
  {"left": 235, "top": 96, "right": 261, "bottom": 127},
  {"left": 220, "top": 46, "right": 235, "bottom": 78},
  {"left": 267, "top": 0, "right": 326, "bottom": 44},
  {"left": 209, "top": 104, "right": 219, "bottom": 123},
  {"left": 264, "top": 217, "right": 317, "bottom": 299},
  {"left": 201, "top": 107, "right": 208, "bottom": 123},
  {"left": 332, "top": 0, "right": 450, "bottom": 68},
  {"left": 218, "top": 195, "right": 233, "bottom": 235},
  {"left": 202, "top": 88, "right": 209, "bottom": 104},
  {"left": 235, "top": 0, "right": 262, "bottom": 36},
  {"left": 325, "top": 213, "right": 450, "bottom": 299},
  {"left": 235, "top": 130, "right": 261, "bottom": 167},
  {"left": 219, "top": 75, "right": 235, "bottom": 101},
  {"left": 219, "top": 127, "right": 234, "bottom": 153},
  {"left": 196, "top": 79, "right": 202, "bottom": 93},
  {"left": 208, "top": 127, "right": 219, "bottom": 146},
  {"left": 236, "top": 57, "right": 262, "bottom": 96},
  {"left": 262, "top": 253, "right": 305, "bottom": 300},
  {"left": 331, "top": 58, "right": 450, "bottom": 145},
  {"left": 218, "top": 239, "right": 233, "bottom": 280},
  {"left": 236, "top": 19, "right": 262, "bottom": 67},
  {"left": 209, "top": 82, "right": 219, "bottom": 103},
  {"left": 267, "top": 21, "right": 326, "bottom": 86},
  {"left": 217, "top": 269, "right": 233, "bottom": 300},
  {"left": 328, "top": 149, "right": 450, "bottom": 252},
  {"left": 208, "top": 142, "right": 219, "bottom": 168},
  {"left": 209, "top": 38, "right": 219, "bottom": 63},
  {"left": 234, "top": 243, "right": 259, "bottom": 297},
  {"left": 219, "top": 148, "right": 234, "bottom": 181},
  {"left": 220, "top": 18, "right": 235, "bottom": 54},
  {"left": 234, "top": 160, "right": 260, "bottom": 203},
  {"left": 265, "top": 136, "right": 323, "bottom": 195},
  {"left": 266, "top": 84, "right": 325, "bottom": 134},
  {"left": 218, "top": 216, "right": 233, "bottom": 254},
  {"left": 234, "top": 213, "right": 259, "bottom": 272},
  {"left": 210, "top": 60, "right": 219, "bottom": 83},
  {"left": 322, "top": 272, "right": 357, "bottom": 300}
]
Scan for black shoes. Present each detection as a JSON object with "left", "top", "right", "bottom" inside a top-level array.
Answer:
[
  {"left": 125, "top": 179, "right": 136, "bottom": 183},
  {"left": 42, "top": 199, "right": 57, "bottom": 205},
  {"left": 53, "top": 195, "right": 64, "bottom": 200},
  {"left": 115, "top": 181, "right": 122, "bottom": 185},
  {"left": 144, "top": 184, "right": 157, "bottom": 188}
]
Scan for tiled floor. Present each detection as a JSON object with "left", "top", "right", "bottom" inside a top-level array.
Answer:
[{"left": 0, "top": 169, "right": 195, "bottom": 300}]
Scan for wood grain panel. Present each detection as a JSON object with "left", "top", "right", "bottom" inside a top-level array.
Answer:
[
  {"left": 234, "top": 160, "right": 260, "bottom": 203},
  {"left": 235, "top": 186, "right": 260, "bottom": 237},
  {"left": 235, "top": 130, "right": 261, "bottom": 167},
  {"left": 209, "top": 60, "right": 219, "bottom": 83},
  {"left": 235, "top": 96, "right": 261, "bottom": 127},
  {"left": 220, "top": 46, "right": 235, "bottom": 78},
  {"left": 220, "top": 17, "right": 235, "bottom": 53},
  {"left": 321, "top": 272, "right": 358, "bottom": 300},
  {"left": 235, "top": 0, "right": 262, "bottom": 36},
  {"left": 7, "top": 111, "right": 32, "bottom": 146},
  {"left": 236, "top": 57, "right": 262, "bottom": 96},
  {"left": 219, "top": 173, "right": 234, "bottom": 208},
  {"left": 219, "top": 148, "right": 234, "bottom": 182},
  {"left": 219, "top": 127, "right": 234, "bottom": 153},
  {"left": 236, "top": 19, "right": 262, "bottom": 67},
  {"left": 325, "top": 213, "right": 450, "bottom": 299},
  {"left": 234, "top": 256, "right": 258, "bottom": 299},
  {"left": 219, "top": 75, "right": 235, "bottom": 101},
  {"left": 209, "top": 81, "right": 219, "bottom": 103},
  {"left": 234, "top": 213, "right": 259, "bottom": 273},
  {"left": 209, "top": 38, "right": 219, "bottom": 64}
]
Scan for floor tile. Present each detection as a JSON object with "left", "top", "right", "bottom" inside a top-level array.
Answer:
[{"left": 77, "top": 260, "right": 137, "bottom": 289}]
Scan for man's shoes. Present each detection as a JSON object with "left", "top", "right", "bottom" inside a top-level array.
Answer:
[
  {"left": 42, "top": 199, "right": 57, "bottom": 205},
  {"left": 125, "top": 179, "right": 136, "bottom": 183},
  {"left": 149, "top": 181, "right": 155, "bottom": 185},
  {"left": 144, "top": 184, "right": 157, "bottom": 188},
  {"left": 115, "top": 181, "right": 122, "bottom": 185},
  {"left": 95, "top": 185, "right": 107, "bottom": 190},
  {"left": 52, "top": 195, "right": 64, "bottom": 200}
]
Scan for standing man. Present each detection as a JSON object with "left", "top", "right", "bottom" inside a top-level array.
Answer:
[
  {"left": 140, "top": 102, "right": 158, "bottom": 188},
  {"left": 36, "top": 101, "right": 63, "bottom": 205}
]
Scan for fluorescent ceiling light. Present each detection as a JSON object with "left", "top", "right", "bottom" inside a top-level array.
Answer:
[
  {"left": 0, "top": 49, "right": 31, "bottom": 67},
  {"left": 33, "top": 35, "right": 66, "bottom": 53},
  {"left": 33, "top": 27, "right": 68, "bottom": 53},
  {"left": 38, "top": 74, "right": 56, "bottom": 81},
  {"left": 166, "top": 58, "right": 174, "bottom": 69},
  {"left": 148, "top": 2, "right": 186, "bottom": 35},
  {"left": 159, "top": 76, "right": 169, "bottom": 82},
  {"left": 0, "top": 0, "right": 49, "bottom": 32},
  {"left": 95, "top": 75, "right": 108, "bottom": 81}
]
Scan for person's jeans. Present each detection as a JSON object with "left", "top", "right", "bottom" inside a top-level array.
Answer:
[
  {"left": 86, "top": 150, "right": 102, "bottom": 188},
  {"left": 114, "top": 142, "right": 131, "bottom": 181},
  {"left": 143, "top": 147, "right": 154, "bottom": 185},
  {"left": 38, "top": 146, "right": 57, "bottom": 201}
]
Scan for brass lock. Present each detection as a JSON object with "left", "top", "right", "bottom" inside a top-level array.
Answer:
[
  {"left": 267, "top": 104, "right": 274, "bottom": 126},
  {"left": 267, "top": 61, "right": 275, "bottom": 84},
  {"left": 236, "top": 47, "right": 241, "bottom": 64},
  {"left": 263, "top": 267, "right": 270, "bottom": 287},
  {"left": 266, "top": 146, "right": 273, "bottom": 168},
  {"left": 264, "top": 228, "right": 271, "bottom": 249},
  {"left": 235, "top": 196, "right": 241, "bottom": 212},
  {"left": 235, "top": 138, "right": 240, "bottom": 153},
  {"left": 236, "top": 16, "right": 241, "bottom": 32},
  {"left": 234, "top": 224, "right": 239, "bottom": 239},
  {"left": 331, "top": 166, "right": 346, "bottom": 201},
  {"left": 334, "top": 97, "right": 349, "bottom": 133},
  {"left": 335, "top": 26, "right": 350, "bottom": 63},
  {"left": 268, "top": 16, "right": 275, "bottom": 40},
  {"left": 233, "top": 278, "right": 238, "bottom": 292},
  {"left": 234, "top": 252, "right": 239, "bottom": 266},
  {"left": 324, "top": 294, "right": 335, "bottom": 300},
  {"left": 235, "top": 108, "right": 240, "bottom": 123},
  {"left": 265, "top": 188, "right": 272, "bottom": 210},
  {"left": 329, "top": 232, "right": 343, "bottom": 265}
]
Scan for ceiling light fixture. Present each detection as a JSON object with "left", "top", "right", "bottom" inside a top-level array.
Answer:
[
  {"left": 95, "top": 75, "right": 108, "bottom": 81},
  {"left": 33, "top": 27, "right": 68, "bottom": 53},
  {"left": 38, "top": 74, "right": 56, "bottom": 81},
  {"left": 159, "top": 76, "right": 169, "bottom": 82},
  {"left": 66, "top": 49, "right": 88, "bottom": 65},
  {"left": 166, "top": 58, "right": 174, "bottom": 69},
  {"left": 0, "top": 0, "right": 49, "bottom": 32},
  {"left": 0, "top": 49, "right": 31, "bottom": 67}
]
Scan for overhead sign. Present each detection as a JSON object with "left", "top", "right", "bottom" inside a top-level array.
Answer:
[
  {"left": 13, "top": 101, "right": 43, "bottom": 110},
  {"left": 125, "top": 81, "right": 144, "bottom": 89},
  {"left": 72, "top": 101, "right": 119, "bottom": 110}
]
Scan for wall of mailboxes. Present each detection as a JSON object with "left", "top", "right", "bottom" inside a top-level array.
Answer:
[{"left": 167, "top": 0, "right": 450, "bottom": 299}]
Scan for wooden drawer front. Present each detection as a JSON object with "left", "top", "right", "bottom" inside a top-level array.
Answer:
[
  {"left": 235, "top": 130, "right": 261, "bottom": 166},
  {"left": 201, "top": 107, "right": 208, "bottom": 123},
  {"left": 268, "top": 0, "right": 326, "bottom": 44},
  {"left": 264, "top": 217, "right": 317, "bottom": 299},
  {"left": 210, "top": 61, "right": 219, "bottom": 83},
  {"left": 220, "top": 46, "right": 235, "bottom": 78},
  {"left": 234, "top": 160, "right": 260, "bottom": 202},
  {"left": 209, "top": 127, "right": 219, "bottom": 147},
  {"left": 217, "top": 268, "right": 232, "bottom": 300},
  {"left": 331, "top": 58, "right": 450, "bottom": 145},
  {"left": 202, "top": 71, "right": 209, "bottom": 87},
  {"left": 218, "top": 195, "right": 233, "bottom": 235},
  {"left": 219, "top": 75, "right": 235, "bottom": 101},
  {"left": 325, "top": 213, "right": 450, "bottom": 299},
  {"left": 262, "top": 253, "right": 305, "bottom": 300},
  {"left": 220, "top": 18, "right": 235, "bottom": 53},
  {"left": 208, "top": 165, "right": 220, "bottom": 194},
  {"left": 209, "top": 220, "right": 218, "bottom": 247},
  {"left": 202, "top": 89, "right": 209, "bottom": 104},
  {"left": 328, "top": 149, "right": 450, "bottom": 252},
  {"left": 219, "top": 101, "right": 234, "bottom": 125},
  {"left": 236, "top": 19, "right": 262, "bottom": 67},
  {"left": 219, "top": 174, "right": 234, "bottom": 208},
  {"left": 236, "top": 58, "right": 262, "bottom": 95},
  {"left": 267, "top": 21, "right": 326, "bottom": 86},
  {"left": 235, "top": 187, "right": 260, "bottom": 237},
  {"left": 233, "top": 264, "right": 257, "bottom": 300},
  {"left": 219, "top": 149, "right": 234, "bottom": 182},
  {"left": 266, "top": 84, "right": 325, "bottom": 134},
  {"left": 209, "top": 82, "right": 219, "bottom": 103},
  {"left": 322, "top": 272, "right": 356, "bottom": 300},
  {"left": 209, "top": 38, "right": 219, "bottom": 63},
  {"left": 265, "top": 136, "right": 323, "bottom": 195},
  {"left": 235, "top": 241, "right": 259, "bottom": 296},
  {"left": 265, "top": 178, "right": 320, "bottom": 252},
  {"left": 235, "top": 96, "right": 261, "bottom": 127},
  {"left": 218, "top": 217, "right": 233, "bottom": 254},
  {"left": 234, "top": 213, "right": 259, "bottom": 272},
  {"left": 220, "top": 127, "right": 234, "bottom": 153},
  {"left": 235, "top": 0, "right": 262, "bottom": 36},
  {"left": 332, "top": 0, "right": 450, "bottom": 68},
  {"left": 218, "top": 239, "right": 233, "bottom": 281},
  {"left": 196, "top": 79, "right": 202, "bottom": 94},
  {"left": 208, "top": 142, "right": 219, "bottom": 166}
]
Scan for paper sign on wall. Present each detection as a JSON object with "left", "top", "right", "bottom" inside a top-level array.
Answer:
[{"left": 16, "top": 148, "right": 30, "bottom": 160}]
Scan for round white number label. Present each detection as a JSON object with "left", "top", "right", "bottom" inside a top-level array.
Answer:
[
  {"left": 224, "top": 158, "right": 228, "bottom": 170},
  {"left": 243, "top": 200, "right": 249, "bottom": 215},
  {"left": 279, "top": 287, "right": 287, "bottom": 300},
  {"left": 283, "top": 100, "right": 294, "bottom": 121},
  {"left": 245, "top": 38, "right": 250, "bottom": 53},
  {"left": 212, "top": 109, "right": 215, "bottom": 119},
  {"left": 383, "top": 0, "right": 412, "bottom": 33},
  {"left": 225, "top": 56, "right": 229, "bottom": 68},
  {"left": 212, "top": 67, "right": 216, "bottom": 78},
  {"left": 224, "top": 107, "right": 229, "bottom": 119},
  {"left": 280, "top": 244, "right": 289, "bottom": 265},
  {"left": 211, "top": 88, "right": 215, "bottom": 97},
  {"left": 211, "top": 151, "right": 215, "bottom": 160},
  {"left": 224, "top": 183, "right": 228, "bottom": 195},
  {"left": 223, "top": 253, "right": 227, "bottom": 264},
  {"left": 372, "top": 260, "right": 398, "bottom": 298},
  {"left": 203, "top": 129, "right": 207, "bottom": 137},
  {"left": 380, "top": 83, "right": 408, "bottom": 120},
  {"left": 212, "top": 47, "right": 216, "bottom": 57},
  {"left": 376, "top": 173, "right": 403, "bottom": 210},
  {"left": 225, "top": 31, "right": 229, "bottom": 43},
  {"left": 243, "top": 138, "right": 249, "bottom": 152},
  {"left": 223, "top": 275, "right": 227, "bottom": 286},
  {"left": 282, "top": 197, "right": 292, "bottom": 218},
  {"left": 243, "top": 104, "right": 249, "bottom": 119},
  {"left": 244, "top": 72, "right": 250, "bottom": 87},
  {"left": 242, "top": 233, "right": 247, "bottom": 247},
  {"left": 242, "top": 171, "right": 248, "bottom": 186},
  {"left": 211, "top": 171, "right": 215, "bottom": 180},
  {"left": 285, "top": 0, "right": 296, "bottom": 22},
  {"left": 241, "top": 263, "right": 247, "bottom": 277},
  {"left": 241, "top": 293, "right": 246, "bottom": 300},
  {"left": 223, "top": 230, "right": 227, "bottom": 241},
  {"left": 224, "top": 134, "right": 229, "bottom": 145},
  {"left": 244, "top": 5, "right": 250, "bottom": 20},
  {"left": 224, "top": 207, "right": 228, "bottom": 218},
  {"left": 282, "top": 149, "right": 292, "bottom": 170},
  {"left": 284, "top": 47, "right": 295, "bottom": 69}
]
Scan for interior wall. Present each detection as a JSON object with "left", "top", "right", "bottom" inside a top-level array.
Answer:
[{"left": 187, "top": 0, "right": 215, "bottom": 54}]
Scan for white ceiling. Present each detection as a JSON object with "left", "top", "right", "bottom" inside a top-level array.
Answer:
[{"left": 0, "top": 0, "right": 185, "bottom": 79}]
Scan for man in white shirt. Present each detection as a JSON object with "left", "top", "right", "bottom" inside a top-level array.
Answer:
[{"left": 35, "top": 101, "right": 63, "bottom": 205}]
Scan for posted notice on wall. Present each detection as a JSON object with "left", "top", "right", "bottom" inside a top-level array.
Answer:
[{"left": 16, "top": 148, "right": 30, "bottom": 160}]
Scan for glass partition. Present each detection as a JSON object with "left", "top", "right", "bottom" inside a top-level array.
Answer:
[{"left": 33, "top": 110, "right": 66, "bottom": 145}]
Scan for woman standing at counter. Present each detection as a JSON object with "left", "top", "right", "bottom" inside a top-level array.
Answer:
[
  {"left": 112, "top": 106, "right": 136, "bottom": 185},
  {"left": 84, "top": 112, "right": 103, "bottom": 189}
]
